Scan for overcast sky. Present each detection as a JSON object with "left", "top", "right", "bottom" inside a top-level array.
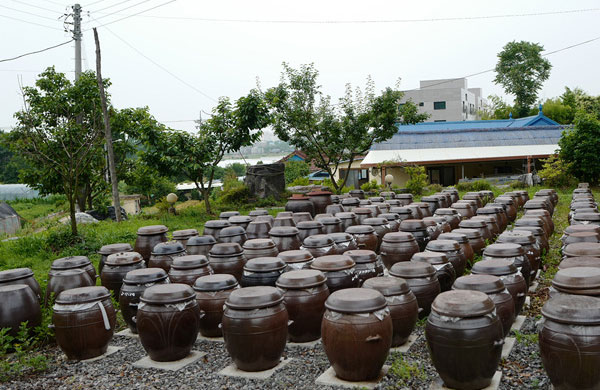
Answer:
[{"left": 1, "top": 0, "right": 599, "bottom": 132}]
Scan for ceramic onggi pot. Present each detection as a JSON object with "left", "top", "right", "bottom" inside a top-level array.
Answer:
[
  {"left": 379, "top": 232, "right": 420, "bottom": 270},
  {"left": 193, "top": 274, "right": 239, "bottom": 337},
  {"left": 172, "top": 229, "right": 199, "bottom": 248},
  {"left": 219, "top": 211, "right": 240, "bottom": 220},
  {"left": 310, "top": 255, "right": 359, "bottom": 293},
  {"left": 345, "top": 249, "right": 385, "bottom": 285},
  {"left": 101, "top": 251, "right": 146, "bottom": 298},
  {"left": 296, "top": 221, "right": 324, "bottom": 242},
  {"left": 228, "top": 215, "right": 253, "bottom": 230},
  {"left": 51, "top": 256, "right": 96, "bottom": 282},
  {"left": 438, "top": 232, "right": 474, "bottom": 267},
  {"left": 186, "top": 235, "right": 217, "bottom": 257},
  {"left": 346, "top": 225, "right": 379, "bottom": 253},
  {"left": 240, "top": 257, "right": 286, "bottom": 287},
  {"left": 218, "top": 226, "right": 248, "bottom": 246},
  {"left": 399, "top": 219, "right": 430, "bottom": 251},
  {"left": 426, "top": 239, "right": 467, "bottom": 277},
  {"left": 148, "top": 241, "right": 187, "bottom": 273},
  {"left": 0, "top": 284, "right": 41, "bottom": 337},
  {"left": 483, "top": 243, "right": 531, "bottom": 287},
  {"left": 0, "top": 267, "right": 41, "bottom": 301},
  {"left": 203, "top": 220, "right": 232, "bottom": 240},
  {"left": 120, "top": 268, "right": 169, "bottom": 333},
  {"left": 412, "top": 252, "right": 456, "bottom": 292},
  {"left": 208, "top": 243, "right": 246, "bottom": 282},
  {"left": 269, "top": 226, "right": 302, "bottom": 252},
  {"left": 328, "top": 232, "right": 359, "bottom": 254},
  {"left": 389, "top": 262, "right": 440, "bottom": 319},
  {"left": 134, "top": 225, "right": 168, "bottom": 263},
  {"left": 286, "top": 194, "right": 315, "bottom": 215},
  {"left": 472, "top": 259, "right": 527, "bottom": 316},
  {"left": 98, "top": 243, "right": 133, "bottom": 275},
  {"left": 46, "top": 269, "right": 95, "bottom": 304},
  {"left": 168, "top": 255, "right": 213, "bottom": 285},
  {"left": 242, "top": 238, "right": 279, "bottom": 261}
]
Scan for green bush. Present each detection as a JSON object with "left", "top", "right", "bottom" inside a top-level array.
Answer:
[
  {"left": 538, "top": 154, "right": 577, "bottom": 188},
  {"left": 284, "top": 161, "right": 310, "bottom": 184},
  {"left": 456, "top": 179, "right": 492, "bottom": 192},
  {"left": 361, "top": 179, "right": 381, "bottom": 193},
  {"left": 405, "top": 165, "right": 428, "bottom": 195},
  {"left": 508, "top": 180, "right": 529, "bottom": 189},
  {"left": 288, "top": 176, "right": 310, "bottom": 187},
  {"left": 424, "top": 183, "right": 443, "bottom": 194}
]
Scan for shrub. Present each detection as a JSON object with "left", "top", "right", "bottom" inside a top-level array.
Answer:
[
  {"left": 361, "top": 179, "right": 381, "bottom": 193},
  {"left": 288, "top": 176, "right": 310, "bottom": 187},
  {"left": 218, "top": 185, "right": 250, "bottom": 206},
  {"left": 456, "top": 179, "right": 492, "bottom": 192},
  {"left": 404, "top": 165, "right": 428, "bottom": 195},
  {"left": 424, "top": 183, "right": 443, "bottom": 194},
  {"left": 538, "top": 154, "right": 577, "bottom": 188},
  {"left": 508, "top": 180, "right": 528, "bottom": 189},
  {"left": 284, "top": 161, "right": 310, "bottom": 184}
]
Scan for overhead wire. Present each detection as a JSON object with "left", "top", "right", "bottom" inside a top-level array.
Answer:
[
  {"left": 84, "top": 0, "right": 176, "bottom": 30},
  {"left": 93, "top": 0, "right": 152, "bottom": 21},
  {"left": 0, "top": 40, "right": 73, "bottom": 63},
  {"left": 0, "top": 13, "right": 63, "bottom": 30},
  {"left": 0, "top": 4, "right": 63, "bottom": 21},
  {"left": 91, "top": 0, "right": 138, "bottom": 13},
  {"left": 9, "top": 0, "right": 65, "bottom": 14}
]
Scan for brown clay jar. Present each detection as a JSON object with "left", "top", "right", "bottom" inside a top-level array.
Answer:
[
  {"left": 172, "top": 229, "right": 199, "bottom": 248},
  {"left": 462, "top": 194, "right": 484, "bottom": 209},
  {"left": 137, "top": 284, "right": 200, "bottom": 362},
  {"left": 450, "top": 202, "right": 475, "bottom": 219},
  {"left": 514, "top": 226, "right": 550, "bottom": 256},
  {"left": 168, "top": 255, "right": 213, "bottom": 285},
  {"left": 525, "top": 209, "right": 555, "bottom": 234},
  {"left": 120, "top": 268, "right": 169, "bottom": 333},
  {"left": 459, "top": 219, "right": 492, "bottom": 241},
  {"left": 219, "top": 211, "right": 240, "bottom": 220},
  {"left": 495, "top": 196, "right": 518, "bottom": 222},
  {"left": 276, "top": 270, "right": 329, "bottom": 342},
  {"left": 363, "top": 217, "right": 391, "bottom": 252},
  {"left": 311, "top": 255, "right": 359, "bottom": 292},
  {"left": 472, "top": 215, "right": 500, "bottom": 238},
  {"left": 0, "top": 268, "right": 41, "bottom": 301},
  {"left": 362, "top": 277, "right": 418, "bottom": 347},
  {"left": 483, "top": 243, "right": 531, "bottom": 287},
  {"left": 319, "top": 216, "right": 343, "bottom": 234},
  {"left": 453, "top": 274, "right": 515, "bottom": 338},
  {"left": 438, "top": 232, "right": 474, "bottom": 267},
  {"left": 134, "top": 225, "right": 168, "bottom": 263},
  {"left": 562, "top": 224, "right": 600, "bottom": 244},
  {"left": 301, "top": 234, "right": 337, "bottom": 258},
  {"left": 406, "top": 204, "right": 424, "bottom": 220},
  {"left": 255, "top": 215, "right": 275, "bottom": 226},
  {"left": 472, "top": 259, "right": 527, "bottom": 315},
  {"left": 346, "top": 249, "right": 385, "bottom": 285},
  {"left": 572, "top": 212, "right": 600, "bottom": 226},
  {"left": 426, "top": 290, "right": 504, "bottom": 390},
  {"left": 241, "top": 257, "right": 286, "bottom": 287},
  {"left": 514, "top": 217, "right": 549, "bottom": 240},
  {"left": 101, "top": 251, "right": 146, "bottom": 298},
  {"left": 292, "top": 212, "right": 313, "bottom": 225},
  {"left": 396, "top": 193, "right": 413, "bottom": 205},
  {"left": 203, "top": 220, "right": 232, "bottom": 240},
  {"left": 193, "top": 274, "right": 239, "bottom": 337},
  {"left": 326, "top": 204, "right": 345, "bottom": 216},
  {"left": 0, "top": 284, "right": 41, "bottom": 337},
  {"left": 563, "top": 243, "right": 600, "bottom": 261},
  {"left": 412, "top": 252, "right": 456, "bottom": 292},
  {"left": 424, "top": 216, "right": 451, "bottom": 236},
  {"left": 353, "top": 207, "right": 375, "bottom": 225},
  {"left": 379, "top": 213, "right": 400, "bottom": 232},
  {"left": 149, "top": 241, "right": 187, "bottom": 273},
  {"left": 477, "top": 206, "right": 507, "bottom": 233},
  {"left": 272, "top": 216, "right": 296, "bottom": 228},
  {"left": 389, "top": 262, "right": 441, "bottom": 319},
  {"left": 208, "top": 243, "right": 246, "bottom": 282},
  {"left": 53, "top": 286, "right": 116, "bottom": 360},
  {"left": 497, "top": 231, "right": 541, "bottom": 282},
  {"left": 51, "top": 256, "right": 97, "bottom": 281},
  {"left": 98, "top": 243, "right": 133, "bottom": 275},
  {"left": 340, "top": 197, "right": 360, "bottom": 211},
  {"left": 186, "top": 235, "right": 217, "bottom": 257},
  {"left": 296, "top": 221, "right": 324, "bottom": 242},
  {"left": 321, "top": 288, "right": 393, "bottom": 381},
  {"left": 421, "top": 196, "right": 440, "bottom": 215},
  {"left": 46, "top": 269, "right": 95, "bottom": 304},
  {"left": 389, "top": 207, "right": 414, "bottom": 223},
  {"left": 329, "top": 232, "right": 359, "bottom": 254},
  {"left": 414, "top": 202, "right": 432, "bottom": 218},
  {"left": 269, "top": 226, "right": 302, "bottom": 252},
  {"left": 242, "top": 238, "right": 279, "bottom": 261},
  {"left": 346, "top": 225, "right": 379, "bottom": 252},
  {"left": 399, "top": 219, "right": 430, "bottom": 251},
  {"left": 551, "top": 266, "right": 600, "bottom": 297},
  {"left": 335, "top": 212, "right": 358, "bottom": 231},
  {"left": 426, "top": 239, "right": 467, "bottom": 277},
  {"left": 228, "top": 215, "right": 253, "bottom": 230},
  {"left": 286, "top": 194, "right": 315, "bottom": 215},
  {"left": 442, "top": 189, "right": 459, "bottom": 204},
  {"left": 379, "top": 232, "right": 420, "bottom": 270},
  {"left": 278, "top": 249, "right": 314, "bottom": 271},
  {"left": 218, "top": 226, "right": 248, "bottom": 246},
  {"left": 222, "top": 286, "right": 288, "bottom": 371},
  {"left": 559, "top": 256, "right": 600, "bottom": 270},
  {"left": 307, "top": 190, "right": 333, "bottom": 216},
  {"left": 434, "top": 208, "right": 461, "bottom": 230},
  {"left": 453, "top": 228, "right": 486, "bottom": 257}
]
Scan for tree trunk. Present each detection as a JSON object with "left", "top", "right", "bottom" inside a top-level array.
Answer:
[
  {"left": 94, "top": 28, "right": 122, "bottom": 222},
  {"left": 202, "top": 189, "right": 212, "bottom": 214},
  {"left": 68, "top": 194, "right": 78, "bottom": 236}
]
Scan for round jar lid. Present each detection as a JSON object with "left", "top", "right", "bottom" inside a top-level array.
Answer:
[
  {"left": 302, "top": 234, "right": 334, "bottom": 248},
  {"left": 451, "top": 228, "right": 482, "bottom": 240},
  {"left": 363, "top": 276, "right": 409, "bottom": 296},
  {"left": 382, "top": 232, "right": 415, "bottom": 243},
  {"left": 172, "top": 229, "right": 199, "bottom": 239},
  {"left": 50, "top": 256, "right": 91, "bottom": 270},
  {"left": 288, "top": 194, "right": 310, "bottom": 200},
  {"left": 105, "top": 251, "right": 144, "bottom": 266},
  {"left": 438, "top": 232, "right": 468, "bottom": 244},
  {"left": 193, "top": 274, "right": 238, "bottom": 291},
  {"left": 512, "top": 226, "right": 545, "bottom": 237},
  {"left": 353, "top": 207, "right": 373, "bottom": 215},
  {"left": 0, "top": 267, "right": 34, "bottom": 282},
  {"left": 472, "top": 259, "right": 517, "bottom": 276},
  {"left": 435, "top": 208, "right": 458, "bottom": 216},
  {"left": 187, "top": 235, "right": 217, "bottom": 246},
  {"left": 276, "top": 269, "right": 327, "bottom": 289},
  {"left": 525, "top": 209, "right": 551, "bottom": 217},
  {"left": 278, "top": 249, "right": 313, "bottom": 264},
  {"left": 310, "top": 255, "right": 355, "bottom": 271},
  {"left": 426, "top": 240, "right": 460, "bottom": 252},
  {"left": 98, "top": 243, "right": 133, "bottom": 255},
  {"left": 244, "top": 257, "right": 286, "bottom": 272},
  {"left": 55, "top": 286, "right": 111, "bottom": 304},
  {"left": 319, "top": 217, "right": 342, "bottom": 226},
  {"left": 229, "top": 215, "right": 253, "bottom": 224},
  {"left": 379, "top": 213, "right": 399, "bottom": 221},
  {"left": 243, "top": 238, "right": 277, "bottom": 250},
  {"left": 269, "top": 226, "right": 299, "bottom": 237},
  {"left": 483, "top": 243, "right": 525, "bottom": 257},
  {"left": 497, "top": 231, "right": 536, "bottom": 245},
  {"left": 341, "top": 198, "right": 360, "bottom": 205},
  {"left": 390, "top": 207, "right": 413, "bottom": 215},
  {"left": 389, "top": 261, "right": 436, "bottom": 278},
  {"left": 335, "top": 212, "right": 357, "bottom": 220},
  {"left": 325, "top": 287, "right": 387, "bottom": 313},
  {"left": 559, "top": 256, "right": 600, "bottom": 270},
  {"left": 524, "top": 200, "right": 547, "bottom": 209},
  {"left": 297, "top": 221, "right": 324, "bottom": 229},
  {"left": 396, "top": 194, "right": 413, "bottom": 199},
  {"left": 151, "top": 241, "right": 186, "bottom": 255},
  {"left": 225, "top": 286, "right": 284, "bottom": 309},
  {"left": 458, "top": 219, "right": 487, "bottom": 229},
  {"left": 345, "top": 249, "right": 378, "bottom": 264},
  {"left": 249, "top": 209, "right": 269, "bottom": 217},
  {"left": 171, "top": 255, "right": 210, "bottom": 270},
  {"left": 328, "top": 232, "right": 354, "bottom": 244},
  {"left": 141, "top": 284, "right": 195, "bottom": 304},
  {"left": 218, "top": 226, "right": 246, "bottom": 238},
  {"left": 123, "top": 268, "right": 168, "bottom": 284},
  {"left": 204, "top": 219, "right": 231, "bottom": 228},
  {"left": 412, "top": 252, "right": 449, "bottom": 265},
  {"left": 450, "top": 202, "right": 471, "bottom": 209},
  {"left": 209, "top": 243, "right": 243, "bottom": 256},
  {"left": 542, "top": 294, "right": 600, "bottom": 325},
  {"left": 400, "top": 219, "right": 426, "bottom": 231},
  {"left": 552, "top": 267, "right": 600, "bottom": 293},
  {"left": 573, "top": 212, "right": 600, "bottom": 222},
  {"left": 494, "top": 197, "right": 514, "bottom": 205},
  {"left": 363, "top": 217, "right": 388, "bottom": 226},
  {"left": 432, "top": 290, "right": 495, "bottom": 318},
  {"left": 137, "top": 225, "right": 168, "bottom": 235},
  {"left": 219, "top": 211, "right": 240, "bottom": 218},
  {"left": 564, "top": 225, "right": 600, "bottom": 235},
  {"left": 563, "top": 243, "right": 600, "bottom": 258},
  {"left": 453, "top": 274, "right": 505, "bottom": 294},
  {"left": 514, "top": 218, "right": 544, "bottom": 228},
  {"left": 307, "top": 190, "right": 333, "bottom": 196},
  {"left": 346, "top": 225, "right": 376, "bottom": 234},
  {"left": 369, "top": 196, "right": 384, "bottom": 203}
]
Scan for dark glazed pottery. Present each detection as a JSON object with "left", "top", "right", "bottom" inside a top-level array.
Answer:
[
  {"left": 134, "top": 225, "right": 168, "bottom": 263},
  {"left": 272, "top": 216, "right": 296, "bottom": 228},
  {"left": 497, "top": 231, "right": 541, "bottom": 282},
  {"left": 269, "top": 226, "right": 302, "bottom": 252},
  {"left": 319, "top": 216, "right": 343, "bottom": 234},
  {"left": 278, "top": 249, "right": 314, "bottom": 271},
  {"left": 0, "top": 284, "right": 41, "bottom": 337},
  {"left": 296, "top": 221, "right": 324, "bottom": 242},
  {"left": 208, "top": 243, "right": 246, "bottom": 282},
  {"left": 46, "top": 269, "right": 95, "bottom": 304},
  {"left": 389, "top": 262, "right": 441, "bottom": 319},
  {"left": 434, "top": 208, "right": 461, "bottom": 230},
  {"left": 186, "top": 235, "right": 217, "bottom": 257},
  {"left": 452, "top": 228, "right": 485, "bottom": 256},
  {"left": 379, "top": 232, "right": 420, "bottom": 270},
  {"left": 396, "top": 193, "right": 413, "bottom": 205},
  {"left": 363, "top": 217, "right": 391, "bottom": 252},
  {"left": 459, "top": 219, "right": 492, "bottom": 242},
  {"left": 426, "top": 290, "right": 503, "bottom": 390},
  {"left": 292, "top": 212, "right": 313, "bottom": 224},
  {"left": 228, "top": 215, "right": 253, "bottom": 230},
  {"left": 203, "top": 220, "right": 231, "bottom": 240},
  {"left": 483, "top": 243, "right": 531, "bottom": 287},
  {"left": 193, "top": 274, "right": 239, "bottom": 337},
  {"left": 0, "top": 268, "right": 41, "bottom": 301},
  {"left": 241, "top": 257, "right": 286, "bottom": 287},
  {"left": 426, "top": 239, "right": 467, "bottom": 277},
  {"left": 218, "top": 226, "right": 248, "bottom": 246},
  {"left": 346, "top": 225, "right": 378, "bottom": 253},
  {"left": 168, "top": 255, "right": 213, "bottom": 285},
  {"left": 101, "top": 251, "right": 146, "bottom": 297},
  {"left": 172, "top": 229, "right": 199, "bottom": 248},
  {"left": 137, "top": 284, "right": 200, "bottom": 361},
  {"left": 551, "top": 267, "right": 600, "bottom": 296},
  {"left": 148, "top": 241, "right": 187, "bottom": 272},
  {"left": 51, "top": 256, "right": 97, "bottom": 282},
  {"left": 328, "top": 232, "right": 359, "bottom": 254},
  {"left": 322, "top": 288, "right": 393, "bottom": 381},
  {"left": 335, "top": 212, "right": 358, "bottom": 231},
  {"left": 412, "top": 252, "right": 456, "bottom": 292},
  {"left": 219, "top": 211, "right": 240, "bottom": 220},
  {"left": 242, "top": 238, "right": 279, "bottom": 260},
  {"left": 222, "top": 286, "right": 288, "bottom": 371},
  {"left": 399, "top": 219, "right": 430, "bottom": 251},
  {"left": 120, "top": 268, "right": 169, "bottom": 333},
  {"left": 98, "top": 243, "right": 133, "bottom": 275},
  {"left": 310, "top": 255, "right": 359, "bottom": 292},
  {"left": 346, "top": 249, "right": 384, "bottom": 285},
  {"left": 307, "top": 190, "right": 333, "bottom": 216},
  {"left": 438, "top": 232, "right": 474, "bottom": 266},
  {"left": 450, "top": 202, "right": 475, "bottom": 219},
  {"left": 301, "top": 234, "right": 337, "bottom": 258},
  {"left": 472, "top": 259, "right": 527, "bottom": 315}
]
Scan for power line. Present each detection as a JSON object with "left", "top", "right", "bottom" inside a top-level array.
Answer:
[
  {"left": 9, "top": 0, "right": 65, "bottom": 14},
  {"left": 85, "top": 0, "right": 108, "bottom": 7},
  {"left": 0, "top": 4, "right": 63, "bottom": 21},
  {"left": 85, "top": 0, "right": 176, "bottom": 30},
  {"left": 94, "top": 0, "right": 152, "bottom": 21},
  {"left": 0, "top": 40, "right": 73, "bottom": 63},
  {"left": 91, "top": 0, "right": 137, "bottom": 13},
  {"left": 0, "top": 13, "right": 63, "bottom": 30}
]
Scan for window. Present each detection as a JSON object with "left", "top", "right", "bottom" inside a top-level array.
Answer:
[
  {"left": 358, "top": 169, "right": 369, "bottom": 180},
  {"left": 434, "top": 120, "right": 446, "bottom": 122},
  {"left": 433, "top": 101, "right": 446, "bottom": 110},
  {"left": 419, "top": 102, "right": 424, "bottom": 107}
]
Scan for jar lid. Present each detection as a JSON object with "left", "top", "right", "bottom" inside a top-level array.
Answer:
[
  {"left": 525, "top": 209, "right": 551, "bottom": 217},
  {"left": 328, "top": 232, "right": 354, "bottom": 244},
  {"left": 514, "top": 218, "right": 544, "bottom": 229},
  {"left": 389, "top": 261, "right": 436, "bottom": 278},
  {"left": 512, "top": 226, "right": 545, "bottom": 237},
  {"left": 219, "top": 211, "right": 240, "bottom": 218},
  {"left": 570, "top": 201, "right": 597, "bottom": 210},
  {"left": 269, "top": 226, "right": 299, "bottom": 237},
  {"left": 137, "top": 225, "right": 168, "bottom": 235},
  {"left": 209, "top": 243, "right": 243, "bottom": 256},
  {"left": 225, "top": 286, "right": 284, "bottom": 309},
  {"left": 564, "top": 225, "right": 600, "bottom": 235},
  {"left": 563, "top": 243, "right": 600, "bottom": 258},
  {"left": 458, "top": 219, "right": 487, "bottom": 229},
  {"left": 256, "top": 215, "right": 275, "bottom": 224},
  {"left": 451, "top": 228, "right": 482, "bottom": 240},
  {"left": 141, "top": 283, "right": 195, "bottom": 304},
  {"left": 204, "top": 219, "right": 231, "bottom": 228},
  {"left": 363, "top": 217, "right": 388, "bottom": 226},
  {"left": 451, "top": 202, "right": 471, "bottom": 209},
  {"left": 302, "top": 234, "right": 334, "bottom": 248},
  {"left": 435, "top": 208, "right": 458, "bottom": 216},
  {"left": 242, "top": 238, "right": 276, "bottom": 250},
  {"left": 229, "top": 215, "right": 253, "bottom": 224},
  {"left": 472, "top": 259, "right": 517, "bottom": 276},
  {"left": 123, "top": 268, "right": 168, "bottom": 284},
  {"left": 396, "top": 194, "right": 413, "bottom": 199},
  {"left": 249, "top": 209, "right": 269, "bottom": 217},
  {"left": 359, "top": 200, "right": 372, "bottom": 206},
  {"left": 193, "top": 274, "right": 238, "bottom": 291},
  {"left": 552, "top": 267, "right": 600, "bottom": 294},
  {"left": 325, "top": 288, "right": 387, "bottom": 313},
  {"left": 426, "top": 239, "right": 460, "bottom": 252},
  {"left": 311, "top": 255, "right": 355, "bottom": 271},
  {"left": 55, "top": 286, "right": 111, "bottom": 304},
  {"left": 573, "top": 212, "right": 600, "bottom": 222},
  {"left": 276, "top": 269, "right": 327, "bottom": 289},
  {"left": 559, "top": 256, "right": 600, "bottom": 270},
  {"left": 317, "top": 217, "right": 341, "bottom": 226},
  {"left": 297, "top": 221, "right": 324, "bottom": 229},
  {"left": 278, "top": 249, "right": 313, "bottom": 264},
  {"left": 390, "top": 207, "right": 413, "bottom": 215},
  {"left": 187, "top": 235, "right": 217, "bottom": 246},
  {"left": 51, "top": 256, "right": 92, "bottom": 270},
  {"left": 151, "top": 241, "right": 186, "bottom": 255},
  {"left": 453, "top": 274, "right": 505, "bottom": 294},
  {"left": 171, "top": 255, "right": 210, "bottom": 270},
  {"left": 420, "top": 196, "right": 438, "bottom": 202},
  {"left": 369, "top": 196, "right": 384, "bottom": 203},
  {"left": 244, "top": 257, "right": 286, "bottom": 272},
  {"left": 288, "top": 193, "right": 310, "bottom": 200},
  {"left": 363, "top": 276, "right": 409, "bottom": 296},
  {"left": 0, "top": 267, "right": 34, "bottom": 282},
  {"left": 400, "top": 219, "right": 426, "bottom": 231},
  {"left": 497, "top": 231, "right": 536, "bottom": 245},
  {"left": 307, "top": 190, "right": 333, "bottom": 196},
  {"left": 345, "top": 249, "right": 378, "bottom": 264},
  {"left": 379, "top": 213, "right": 400, "bottom": 221},
  {"left": 476, "top": 207, "right": 499, "bottom": 215},
  {"left": 412, "top": 252, "right": 449, "bottom": 265},
  {"left": 98, "top": 243, "right": 133, "bottom": 255},
  {"left": 341, "top": 198, "right": 360, "bottom": 205},
  {"left": 353, "top": 207, "right": 373, "bottom": 215},
  {"left": 219, "top": 226, "right": 247, "bottom": 238},
  {"left": 494, "top": 197, "right": 514, "bottom": 205},
  {"left": 463, "top": 194, "right": 482, "bottom": 200},
  {"left": 542, "top": 294, "right": 600, "bottom": 325},
  {"left": 523, "top": 201, "right": 548, "bottom": 209},
  {"left": 382, "top": 232, "right": 415, "bottom": 243},
  {"left": 483, "top": 243, "right": 525, "bottom": 257},
  {"left": 432, "top": 290, "right": 495, "bottom": 318},
  {"left": 346, "top": 225, "right": 375, "bottom": 234},
  {"left": 438, "top": 232, "right": 468, "bottom": 244},
  {"left": 172, "top": 229, "right": 199, "bottom": 239},
  {"left": 335, "top": 212, "right": 357, "bottom": 220},
  {"left": 105, "top": 251, "right": 144, "bottom": 266}
]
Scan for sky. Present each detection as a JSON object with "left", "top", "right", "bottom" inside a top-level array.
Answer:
[{"left": 1, "top": 0, "right": 599, "bottom": 133}]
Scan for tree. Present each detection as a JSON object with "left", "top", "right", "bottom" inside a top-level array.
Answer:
[
  {"left": 225, "top": 162, "right": 247, "bottom": 177},
  {"left": 538, "top": 154, "right": 575, "bottom": 187},
  {"left": 559, "top": 111, "right": 600, "bottom": 185},
  {"left": 10, "top": 67, "right": 105, "bottom": 235},
  {"left": 494, "top": 41, "right": 552, "bottom": 117},
  {"left": 266, "top": 63, "right": 426, "bottom": 193},
  {"left": 540, "top": 97, "right": 576, "bottom": 124},
  {"left": 284, "top": 160, "right": 310, "bottom": 184}
]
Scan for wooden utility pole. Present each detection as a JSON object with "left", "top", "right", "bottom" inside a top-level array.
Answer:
[{"left": 93, "top": 28, "right": 122, "bottom": 222}]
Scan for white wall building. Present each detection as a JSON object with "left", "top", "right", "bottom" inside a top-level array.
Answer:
[{"left": 401, "top": 78, "right": 487, "bottom": 122}]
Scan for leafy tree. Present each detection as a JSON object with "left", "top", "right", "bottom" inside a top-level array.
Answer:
[
  {"left": 494, "top": 41, "right": 552, "bottom": 117},
  {"left": 120, "top": 163, "right": 176, "bottom": 205},
  {"left": 225, "top": 162, "right": 247, "bottom": 177},
  {"left": 481, "top": 95, "right": 513, "bottom": 119},
  {"left": 404, "top": 165, "right": 428, "bottom": 195},
  {"left": 540, "top": 97, "right": 576, "bottom": 125},
  {"left": 538, "top": 154, "right": 576, "bottom": 187},
  {"left": 266, "top": 63, "right": 426, "bottom": 194},
  {"left": 10, "top": 67, "right": 105, "bottom": 235},
  {"left": 0, "top": 132, "right": 29, "bottom": 184},
  {"left": 559, "top": 111, "right": 600, "bottom": 185},
  {"left": 284, "top": 160, "right": 310, "bottom": 184}
]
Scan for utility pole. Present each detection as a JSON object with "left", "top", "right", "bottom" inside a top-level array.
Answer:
[{"left": 73, "top": 3, "right": 82, "bottom": 81}]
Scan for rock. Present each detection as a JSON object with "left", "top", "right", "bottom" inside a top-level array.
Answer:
[
  {"left": 286, "top": 185, "right": 324, "bottom": 194},
  {"left": 245, "top": 163, "right": 286, "bottom": 199},
  {"left": 59, "top": 212, "right": 99, "bottom": 225}
]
